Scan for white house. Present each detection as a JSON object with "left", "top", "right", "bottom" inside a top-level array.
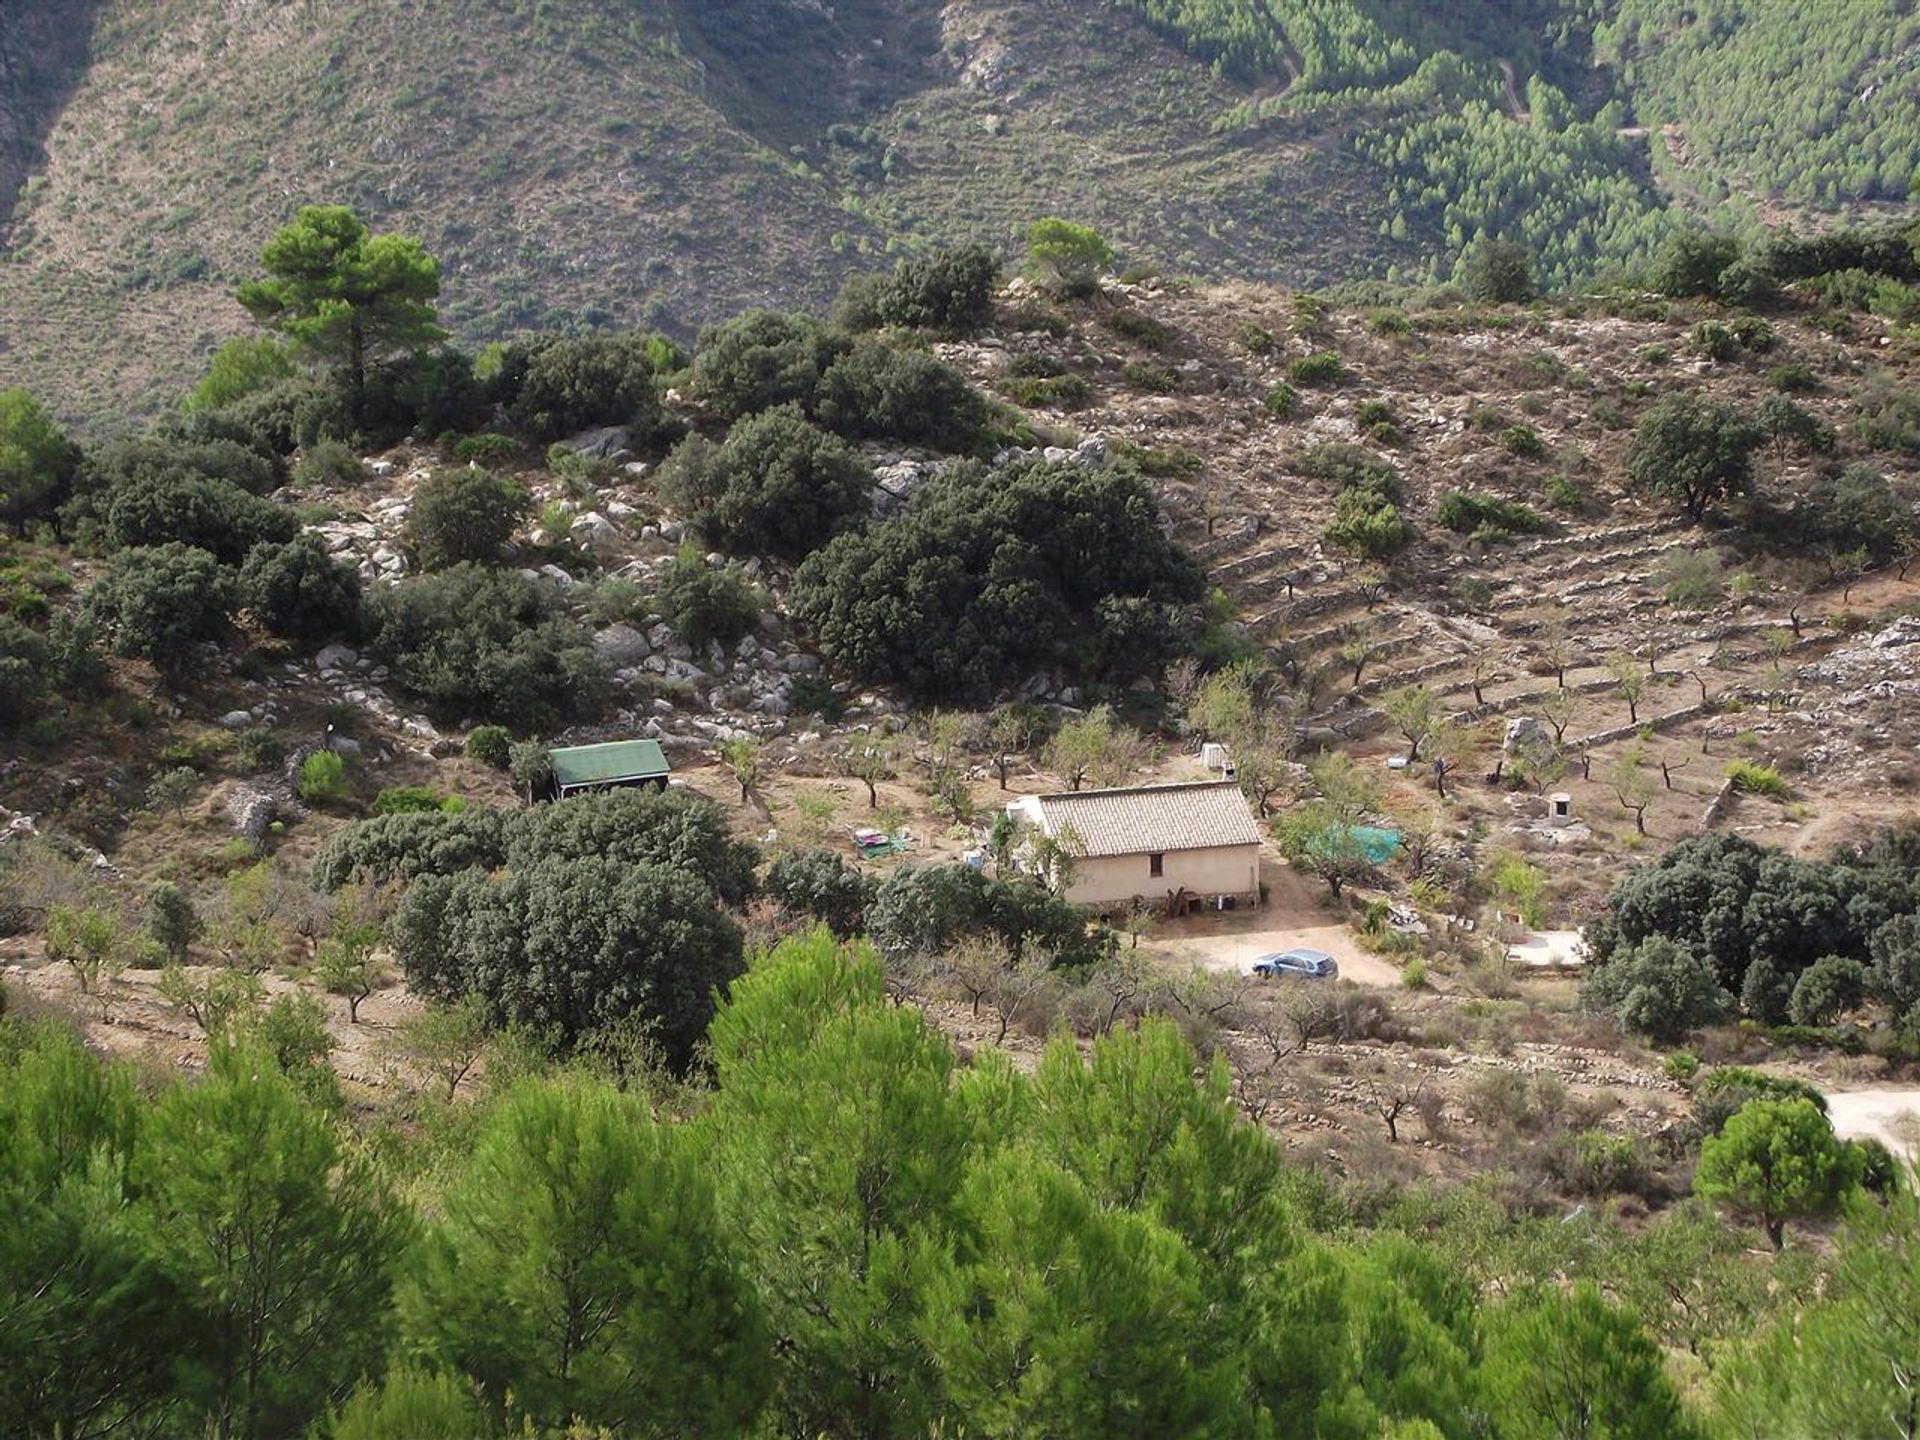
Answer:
[{"left": 1007, "top": 780, "right": 1264, "bottom": 912}]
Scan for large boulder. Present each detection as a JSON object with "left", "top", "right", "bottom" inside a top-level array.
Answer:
[{"left": 1503, "top": 715, "right": 1551, "bottom": 754}]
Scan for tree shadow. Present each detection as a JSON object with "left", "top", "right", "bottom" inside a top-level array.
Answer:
[{"left": 0, "top": 0, "right": 108, "bottom": 237}]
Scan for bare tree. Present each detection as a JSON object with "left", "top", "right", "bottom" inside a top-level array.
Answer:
[
  {"left": 1357, "top": 1061, "right": 1429, "bottom": 1144},
  {"left": 985, "top": 951, "right": 1057, "bottom": 1044},
  {"left": 939, "top": 935, "right": 1012, "bottom": 1017}
]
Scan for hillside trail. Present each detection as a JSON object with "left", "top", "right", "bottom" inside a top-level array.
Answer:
[{"left": 1497, "top": 59, "right": 1530, "bottom": 124}]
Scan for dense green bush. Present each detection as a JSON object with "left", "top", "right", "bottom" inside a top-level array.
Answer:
[
  {"left": 83, "top": 543, "right": 236, "bottom": 672},
  {"left": 1323, "top": 487, "right": 1411, "bottom": 558},
  {"left": 1434, "top": 490, "right": 1545, "bottom": 536},
  {"left": 1453, "top": 236, "right": 1537, "bottom": 303},
  {"left": 464, "top": 724, "right": 511, "bottom": 768},
  {"left": 1788, "top": 955, "right": 1867, "bottom": 1027},
  {"left": 867, "top": 863, "right": 1108, "bottom": 968},
  {"left": 654, "top": 543, "right": 760, "bottom": 650},
  {"left": 370, "top": 785, "right": 448, "bottom": 816},
  {"left": 292, "top": 440, "right": 364, "bottom": 488},
  {"left": 366, "top": 565, "right": 608, "bottom": 728},
  {"left": 1288, "top": 352, "right": 1344, "bottom": 387},
  {"left": 0, "top": 388, "right": 81, "bottom": 534},
  {"left": 309, "top": 806, "right": 512, "bottom": 890},
  {"left": 1626, "top": 393, "right": 1762, "bottom": 519},
  {"left": 298, "top": 750, "right": 349, "bottom": 803},
  {"left": 1581, "top": 935, "right": 1734, "bottom": 1042},
  {"left": 1024, "top": 217, "right": 1113, "bottom": 296},
  {"left": 847, "top": 245, "right": 1000, "bottom": 333},
  {"left": 450, "top": 433, "right": 521, "bottom": 466},
  {"left": 509, "top": 333, "right": 667, "bottom": 443},
  {"left": 0, "top": 618, "right": 53, "bottom": 727},
  {"left": 101, "top": 473, "right": 298, "bottom": 563},
  {"left": 406, "top": 468, "right": 531, "bottom": 569},
  {"left": 792, "top": 457, "right": 1203, "bottom": 701},
  {"left": 239, "top": 535, "right": 362, "bottom": 643},
  {"left": 1647, "top": 230, "right": 1745, "bottom": 299},
  {"left": 1785, "top": 465, "right": 1915, "bottom": 565},
  {"left": 659, "top": 406, "right": 871, "bottom": 558},
  {"left": 767, "top": 849, "right": 877, "bottom": 936},
  {"left": 691, "top": 311, "right": 850, "bottom": 421},
  {"left": 505, "top": 786, "right": 759, "bottom": 907},
  {"left": 391, "top": 855, "right": 743, "bottom": 1062},
  {"left": 814, "top": 340, "right": 992, "bottom": 452}
]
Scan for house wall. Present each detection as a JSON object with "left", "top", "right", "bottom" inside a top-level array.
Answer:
[{"left": 1062, "top": 844, "right": 1261, "bottom": 909}]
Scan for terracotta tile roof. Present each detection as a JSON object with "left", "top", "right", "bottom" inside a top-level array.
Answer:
[{"left": 1027, "top": 781, "right": 1262, "bottom": 857}]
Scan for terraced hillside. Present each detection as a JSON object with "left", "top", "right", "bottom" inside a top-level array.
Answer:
[
  {"left": 941, "top": 273, "right": 1920, "bottom": 902},
  {"left": 4, "top": 0, "right": 1916, "bottom": 431}
]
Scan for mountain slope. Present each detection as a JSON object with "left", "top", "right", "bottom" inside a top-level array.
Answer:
[{"left": 0, "top": 0, "right": 1913, "bottom": 430}]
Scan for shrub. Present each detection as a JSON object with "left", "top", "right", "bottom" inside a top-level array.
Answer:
[
  {"left": 390, "top": 856, "right": 743, "bottom": 1064},
  {"left": 406, "top": 468, "right": 531, "bottom": 569},
  {"left": 298, "top": 750, "right": 349, "bottom": 803},
  {"left": 465, "top": 725, "right": 511, "bottom": 768},
  {"left": 864, "top": 244, "right": 1000, "bottom": 333},
  {"left": 792, "top": 457, "right": 1202, "bottom": 702},
  {"left": 293, "top": 440, "right": 364, "bottom": 488},
  {"left": 1726, "top": 760, "right": 1789, "bottom": 798},
  {"left": 1241, "top": 322, "right": 1275, "bottom": 353},
  {"left": 1580, "top": 935, "right": 1733, "bottom": 1042},
  {"left": 867, "top": 863, "right": 1105, "bottom": 968},
  {"left": 509, "top": 333, "right": 665, "bottom": 443},
  {"left": 1785, "top": 464, "right": 1913, "bottom": 564},
  {"left": 451, "top": 433, "right": 521, "bottom": 465},
  {"left": 1626, "top": 393, "right": 1763, "bottom": 519},
  {"left": 1323, "top": 488, "right": 1411, "bottom": 559},
  {"left": 813, "top": 340, "right": 992, "bottom": 451},
  {"left": 1298, "top": 443, "right": 1400, "bottom": 495},
  {"left": 1648, "top": 229, "right": 1743, "bottom": 299},
  {"left": 83, "top": 543, "right": 235, "bottom": 673},
  {"left": 1106, "top": 309, "right": 1171, "bottom": 347},
  {"left": 1690, "top": 321, "right": 1738, "bottom": 362},
  {"left": 1788, "top": 954, "right": 1867, "bottom": 1026},
  {"left": 1692, "top": 1066, "right": 1828, "bottom": 1136},
  {"left": 310, "top": 807, "right": 512, "bottom": 891},
  {"left": 655, "top": 543, "right": 759, "bottom": 650},
  {"left": 1434, "top": 491, "right": 1545, "bottom": 536},
  {"left": 1122, "top": 361, "right": 1178, "bottom": 393},
  {"left": 1288, "top": 352, "right": 1344, "bottom": 387},
  {"left": 1263, "top": 383, "right": 1299, "bottom": 418},
  {"left": 371, "top": 785, "right": 446, "bottom": 815},
  {"left": 1454, "top": 236, "right": 1537, "bottom": 303},
  {"left": 1366, "top": 307, "right": 1412, "bottom": 337},
  {"left": 1499, "top": 424, "right": 1546, "bottom": 458},
  {"left": 659, "top": 407, "right": 870, "bottom": 559},
  {"left": 184, "top": 336, "right": 299, "bottom": 414},
  {"left": 766, "top": 849, "right": 877, "bottom": 936},
  {"left": 239, "top": 535, "right": 362, "bottom": 643},
  {"left": 1024, "top": 217, "right": 1113, "bottom": 296},
  {"left": 367, "top": 565, "right": 609, "bottom": 728},
  {"left": 144, "top": 880, "right": 198, "bottom": 962},
  {"left": 999, "top": 366, "right": 1091, "bottom": 409},
  {"left": 1770, "top": 363, "right": 1819, "bottom": 394},
  {"left": 101, "top": 472, "right": 297, "bottom": 563},
  {"left": 691, "top": 310, "right": 849, "bottom": 420},
  {"left": 1551, "top": 1129, "right": 1652, "bottom": 1199}
]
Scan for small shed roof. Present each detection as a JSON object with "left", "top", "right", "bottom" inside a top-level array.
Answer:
[
  {"left": 550, "top": 739, "right": 670, "bottom": 789},
  {"left": 1024, "top": 781, "right": 1262, "bottom": 858}
]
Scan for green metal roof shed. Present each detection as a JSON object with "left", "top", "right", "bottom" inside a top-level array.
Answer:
[{"left": 549, "top": 739, "right": 671, "bottom": 796}]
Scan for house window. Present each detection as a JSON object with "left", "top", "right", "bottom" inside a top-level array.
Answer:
[{"left": 1148, "top": 852, "right": 1164, "bottom": 878}]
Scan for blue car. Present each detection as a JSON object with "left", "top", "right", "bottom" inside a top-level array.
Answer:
[{"left": 1251, "top": 948, "right": 1339, "bottom": 980}]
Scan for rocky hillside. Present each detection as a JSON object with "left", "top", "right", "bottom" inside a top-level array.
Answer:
[{"left": 4, "top": 0, "right": 1915, "bottom": 430}]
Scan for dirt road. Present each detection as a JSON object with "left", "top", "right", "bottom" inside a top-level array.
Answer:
[
  {"left": 1824, "top": 1089, "right": 1920, "bottom": 1158},
  {"left": 1154, "top": 863, "right": 1405, "bottom": 988}
]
